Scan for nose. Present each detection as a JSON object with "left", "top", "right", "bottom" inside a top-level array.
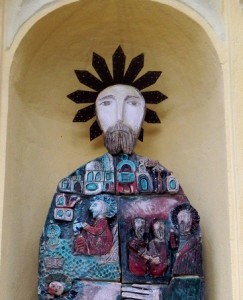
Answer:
[{"left": 116, "top": 98, "right": 125, "bottom": 122}]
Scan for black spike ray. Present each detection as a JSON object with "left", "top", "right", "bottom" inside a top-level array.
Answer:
[
  {"left": 67, "top": 90, "right": 98, "bottom": 104},
  {"left": 113, "top": 46, "right": 126, "bottom": 84},
  {"left": 123, "top": 53, "right": 144, "bottom": 84},
  {"left": 144, "top": 108, "right": 161, "bottom": 123},
  {"left": 90, "top": 120, "right": 103, "bottom": 141},
  {"left": 75, "top": 70, "right": 106, "bottom": 92},
  {"left": 73, "top": 104, "right": 96, "bottom": 122},
  {"left": 138, "top": 128, "right": 144, "bottom": 142},
  {"left": 132, "top": 71, "right": 162, "bottom": 90},
  {"left": 92, "top": 52, "right": 113, "bottom": 85},
  {"left": 142, "top": 91, "right": 167, "bottom": 104}
]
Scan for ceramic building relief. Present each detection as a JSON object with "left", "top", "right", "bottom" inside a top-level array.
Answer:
[{"left": 38, "top": 47, "right": 204, "bottom": 299}]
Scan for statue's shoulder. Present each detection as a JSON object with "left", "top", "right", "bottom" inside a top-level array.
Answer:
[
  {"left": 56, "top": 152, "right": 183, "bottom": 196},
  {"left": 133, "top": 153, "right": 182, "bottom": 195},
  {"left": 57, "top": 153, "right": 115, "bottom": 195},
  {"left": 135, "top": 153, "right": 168, "bottom": 172}
]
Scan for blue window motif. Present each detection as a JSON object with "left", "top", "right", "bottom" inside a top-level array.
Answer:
[
  {"left": 62, "top": 179, "right": 70, "bottom": 189},
  {"left": 169, "top": 179, "right": 176, "bottom": 189},
  {"left": 118, "top": 172, "right": 135, "bottom": 183},
  {"left": 86, "top": 183, "right": 98, "bottom": 191},
  {"left": 141, "top": 178, "right": 148, "bottom": 190},
  {"left": 87, "top": 171, "right": 94, "bottom": 182},
  {"left": 57, "top": 209, "right": 64, "bottom": 217},
  {"left": 95, "top": 172, "right": 101, "bottom": 181},
  {"left": 167, "top": 175, "right": 179, "bottom": 193},
  {"left": 66, "top": 210, "right": 71, "bottom": 217},
  {"left": 57, "top": 195, "right": 65, "bottom": 206}
]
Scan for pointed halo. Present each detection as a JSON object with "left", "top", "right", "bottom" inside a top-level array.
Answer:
[
  {"left": 113, "top": 46, "right": 126, "bottom": 84},
  {"left": 68, "top": 46, "right": 167, "bottom": 141}
]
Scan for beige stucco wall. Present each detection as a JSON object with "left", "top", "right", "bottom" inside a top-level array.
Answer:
[
  {"left": 224, "top": 1, "right": 243, "bottom": 298},
  {"left": 0, "top": 0, "right": 242, "bottom": 299},
  {"left": 3, "top": 0, "right": 224, "bottom": 47}
]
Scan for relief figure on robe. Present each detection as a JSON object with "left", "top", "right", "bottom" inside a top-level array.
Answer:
[
  {"left": 171, "top": 204, "right": 203, "bottom": 276},
  {"left": 128, "top": 217, "right": 148, "bottom": 276},
  {"left": 73, "top": 196, "right": 116, "bottom": 256},
  {"left": 147, "top": 219, "right": 168, "bottom": 277}
]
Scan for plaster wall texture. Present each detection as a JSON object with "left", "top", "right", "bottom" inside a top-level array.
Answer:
[
  {"left": 4, "top": 0, "right": 224, "bottom": 47},
  {"left": 224, "top": 1, "right": 243, "bottom": 298},
  {"left": 0, "top": 0, "right": 242, "bottom": 300}
]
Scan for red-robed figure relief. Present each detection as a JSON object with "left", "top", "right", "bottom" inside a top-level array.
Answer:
[
  {"left": 128, "top": 218, "right": 148, "bottom": 276},
  {"left": 147, "top": 219, "right": 168, "bottom": 277},
  {"left": 74, "top": 199, "right": 113, "bottom": 255}
]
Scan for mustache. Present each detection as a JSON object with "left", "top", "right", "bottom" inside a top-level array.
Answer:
[{"left": 104, "top": 121, "right": 137, "bottom": 155}]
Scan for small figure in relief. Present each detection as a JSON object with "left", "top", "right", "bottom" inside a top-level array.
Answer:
[
  {"left": 147, "top": 219, "right": 168, "bottom": 277},
  {"left": 74, "top": 196, "right": 116, "bottom": 255},
  {"left": 128, "top": 217, "right": 149, "bottom": 276},
  {"left": 171, "top": 204, "right": 203, "bottom": 276},
  {"left": 47, "top": 281, "right": 65, "bottom": 299}
]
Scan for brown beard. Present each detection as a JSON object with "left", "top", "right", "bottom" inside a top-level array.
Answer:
[{"left": 104, "top": 121, "right": 137, "bottom": 154}]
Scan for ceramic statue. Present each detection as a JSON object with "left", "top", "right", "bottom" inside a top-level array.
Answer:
[{"left": 38, "top": 47, "right": 204, "bottom": 299}]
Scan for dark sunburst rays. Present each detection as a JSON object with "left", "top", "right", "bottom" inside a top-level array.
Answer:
[{"left": 67, "top": 46, "right": 168, "bottom": 141}]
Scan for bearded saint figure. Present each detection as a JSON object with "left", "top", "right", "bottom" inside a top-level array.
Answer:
[{"left": 38, "top": 47, "right": 204, "bottom": 300}]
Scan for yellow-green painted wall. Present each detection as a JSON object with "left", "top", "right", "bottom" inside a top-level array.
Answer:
[{"left": 0, "top": 1, "right": 242, "bottom": 299}]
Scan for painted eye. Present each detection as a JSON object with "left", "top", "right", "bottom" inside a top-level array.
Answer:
[
  {"left": 127, "top": 100, "right": 139, "bottom": 106},
  {"left": 100, "top": 100, "right": 111, "bottom": 106}
]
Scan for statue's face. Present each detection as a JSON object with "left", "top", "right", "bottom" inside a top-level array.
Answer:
[
  {"left": 96, "top": 84, "right": 145, "bottom": 134},
  {"left": 134, "top": 218, "right": 146, "bottom": 239},
  {"left": 177, "top": 210, "right": 192, "bottom": 235},
  {"left": 153, "top": 220, "right": 164, "bottom": 240},
  {"left": 48, "top": 281, "right": 64, "bottom": 296},
  {"left": 90, "top": 200, "right": 106, "bottom": 218},
  {"left": 96, "top": 85, "right": 145, "bottom": 154}
]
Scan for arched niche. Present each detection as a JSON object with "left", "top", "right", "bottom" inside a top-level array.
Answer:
[{"left": 1, "top": 0, "right": 231, "bottom": 299}]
